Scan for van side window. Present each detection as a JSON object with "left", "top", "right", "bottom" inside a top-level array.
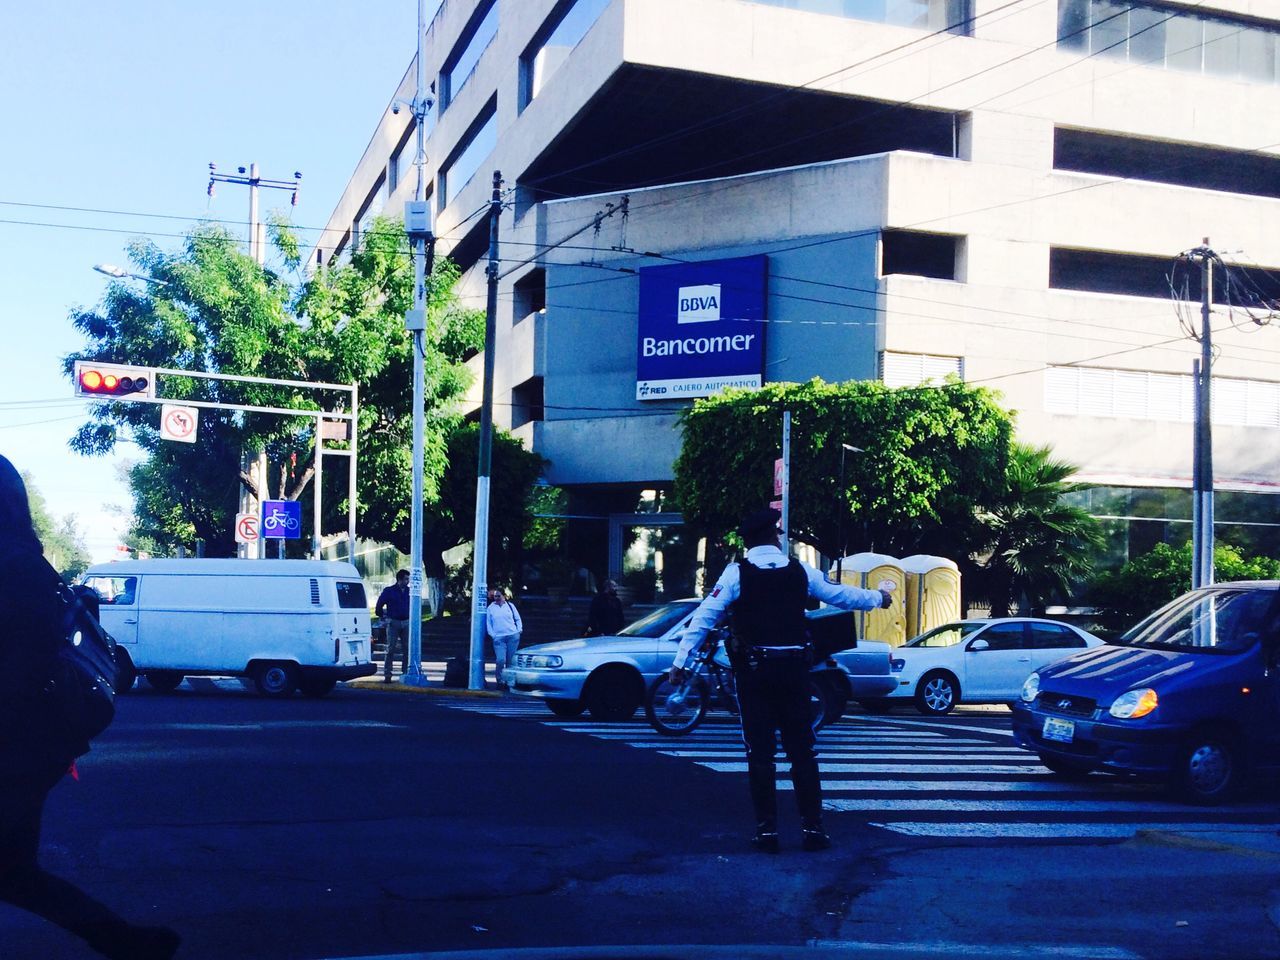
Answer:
[
  {"left": 336, "top": 582, "right": 367, "bottom": 609},
  {"left": 84, "top": 576, "right": 137, "bottom": 606}
]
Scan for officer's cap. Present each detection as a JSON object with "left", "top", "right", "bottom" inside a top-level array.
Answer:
[{"left": 738, "top": 507, "right": 781, "bottom": 541}]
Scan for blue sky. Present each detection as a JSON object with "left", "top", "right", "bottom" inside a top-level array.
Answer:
[{"left": 0, "top": 1, "right": 438, "bottom": 560}]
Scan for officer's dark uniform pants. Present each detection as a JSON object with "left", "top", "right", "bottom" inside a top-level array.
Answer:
[{"left": 734, "top": 656, "right": 822, "bottom": 826}]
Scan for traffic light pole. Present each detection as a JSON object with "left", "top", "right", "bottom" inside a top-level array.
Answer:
[
  {"left": 1190, "top": 241, "right": 1215, "bottom": 589},
  {"left": 401, "top": 0, "right": 435, "bottom": 686}
]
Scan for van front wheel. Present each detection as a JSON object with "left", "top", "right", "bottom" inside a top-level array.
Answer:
[{"left": 253, "top": 662, "right": 299, "bottom": 698}]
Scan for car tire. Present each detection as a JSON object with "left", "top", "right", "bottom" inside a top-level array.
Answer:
[
  {"left": 298, "top": 677, "right": 337, "bottom": 698},
  {"left": 1175, "top": 730, "right": 1240, "bottom": 805},
  {"left": 583, "top": 666, "right": 642, "bottom": 722},
  {"left": 145, "top": 670, "right": 183, "bottom": 693},
  {"left": 253, "top": 662, "right": 299, "bottom": 698},
  {"left": 115, "top": 650, "right": 137, "bottom": 694},
  {"left": 545, "top": 698, "right": 585, "bottom": 719},
  {"left": 645, "top": 674, "right": 710, "bottom": 735},
  {"left": 915, "top": 671, "right": 958, "bottom": 715},
  {"left": 857, "top": 698, "right": 894, "bottom": 714},
  {"left": 812, "top": 673, "right": 848, "bottom": 724},
  {"left": 1038, "top": 754, "right": 1093, "bottom": 779}
]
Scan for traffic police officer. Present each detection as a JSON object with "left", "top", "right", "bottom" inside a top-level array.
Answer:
[{"left": 669, "top": 507, "right": 893, "bottom": 853}]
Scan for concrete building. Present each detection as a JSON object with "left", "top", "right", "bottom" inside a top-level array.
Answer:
[{"left": 317, "top": 0, "right": 1280, "bottom": 600}]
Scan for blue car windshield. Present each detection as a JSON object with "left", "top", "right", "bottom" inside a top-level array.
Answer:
[
  {"left": 617, "top": 601, "right": 699, "bottom": 638},
  {"left": 1120, "top": 587, "right": 1278, "bottom": 653}
]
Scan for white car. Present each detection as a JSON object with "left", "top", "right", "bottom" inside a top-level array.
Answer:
[{"left": 866, "top": 618, "right": 1106, "bottom": 716}]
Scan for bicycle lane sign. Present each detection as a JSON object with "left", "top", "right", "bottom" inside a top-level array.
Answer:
[{"left": 261, "top": 499, "right": 303, "bottom": 539}]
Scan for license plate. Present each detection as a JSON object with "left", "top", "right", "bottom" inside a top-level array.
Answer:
[{"left": 1042, "top": 716, "right": 1075, "bottom": 743}]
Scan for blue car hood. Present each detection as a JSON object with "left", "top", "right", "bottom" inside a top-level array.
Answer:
[{"left": 1038, "top": 643, "right": 1208, "bottom": 696}]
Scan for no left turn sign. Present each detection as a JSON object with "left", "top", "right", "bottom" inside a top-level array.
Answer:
[
  {"left": 235, "top": 512, "right": 260, "bottom": 544},
  {"left": 160, "top": 404, "right": 198, "bottom": 443}
]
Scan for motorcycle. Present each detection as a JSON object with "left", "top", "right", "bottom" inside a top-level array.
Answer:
[{"left": 643, "top": 631, "right": 834, "bottom": 736}]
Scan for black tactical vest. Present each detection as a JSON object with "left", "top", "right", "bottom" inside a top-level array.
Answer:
[{"left": 731, "top": 558, "right": 809, "bottom": 653}]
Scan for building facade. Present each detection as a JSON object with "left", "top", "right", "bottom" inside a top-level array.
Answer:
[{"left": 317, "top": 0, "right": 1280, "bottom": 600}]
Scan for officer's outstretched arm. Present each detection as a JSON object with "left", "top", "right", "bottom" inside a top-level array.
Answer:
[{"left": 804, "top": 564, "right": 890, "bottom": 611}]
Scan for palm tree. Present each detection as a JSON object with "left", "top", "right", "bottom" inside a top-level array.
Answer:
[{"left": 971, "top": 443, "right": 1102, "bottom": 618}]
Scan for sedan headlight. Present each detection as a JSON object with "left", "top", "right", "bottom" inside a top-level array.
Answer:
[
  {"left": 527, "top": 655, "right": 563, "bottom": 669},
  {"left": 1109, "top": 688, "right": 1158, "bottom": 719},
  {"left": 1020, "top": 672, "right": 1040, "bottom": 703}
]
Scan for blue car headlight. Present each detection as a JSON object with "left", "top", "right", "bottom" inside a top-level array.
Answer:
[
  {"left": 1020, "top": 672, "right": 1040, "bottom": 703},
  {"left": 527, "top": 655, "right": 563, "bottom": 669},
  {"left": 1109, "top": 688, "right": 1158, "bottom": 719}
]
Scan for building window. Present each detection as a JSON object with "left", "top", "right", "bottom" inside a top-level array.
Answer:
[
  {"left": 511, "top": 377, "right": 545, "bottom": 426},
  {"left": 881, "top": 230, "right": 960, "bottom": 280},
  {"left": 1045, "top": 366, "right": 1280, "bottom": 427},
  {"left": 439, "top": 101, "right": 497, "bottom": 210},
  {"left": 520, "top": 0, "right": 611, "bottom": 111},
  {"left": 881, "top": 352, "right": 963, "bottom": 387},
  {"left": 745, "top": 0, "right": 972, "bottom": 36},
  {"left": 513, "top": 267, "right": 547, "bottom": 321},
  {"left": 1049, "top": 247, "right": 1172, "bottom": 299},
  {"left": 352, "top": 176, "right": 386, "bottom": 252},
  {"left": 1054, "top": 128, "right": 1280, "bottom": 202},
  {"left": 440, "top": 0, "right": 498, "bottom": 111},
  {"left": 1057, "top": 0, "right": 1279, "bottom": 85}
]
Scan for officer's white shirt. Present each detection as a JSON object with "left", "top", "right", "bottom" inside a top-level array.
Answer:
[
  {"left": 672, "top": 544, "right": 885, "bottom": 669},
  {"left": 485, "top": 600, "right": 522, "bottom": 638}
]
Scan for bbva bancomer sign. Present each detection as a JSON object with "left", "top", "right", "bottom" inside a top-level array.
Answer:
[{"left": 635, "top": 255, "right": 767, "bottom": 400}]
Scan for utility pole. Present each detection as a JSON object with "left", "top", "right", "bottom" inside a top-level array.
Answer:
[
  {"left": 468, "top": 170, "right": 504, "bottom": 691},
  {"left": 400, "top": 0, "right": 435, "bottom": 687},
  {"left": 208, "top": 162, "right": 302, "bottom": 558},
  {"left": 780, "top": 411, "right": 791, "bottom": 556},
  {"left": 1189, "top": 240, "right": 1216, "bottom": 588}
]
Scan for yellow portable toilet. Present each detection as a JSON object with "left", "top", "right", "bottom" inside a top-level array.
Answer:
[
  {"left": 838, "top": 552, "right": 906, "bottom": 647},
  {"left": 901, "top": 555, "right": 961, "bottom": 640}
]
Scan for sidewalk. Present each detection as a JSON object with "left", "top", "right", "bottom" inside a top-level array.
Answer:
[{"left": 347, "top": 659, "right": 504, "bottom": 697}]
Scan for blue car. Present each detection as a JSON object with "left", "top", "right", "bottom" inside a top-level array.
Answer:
[{"left": 1011, "top": 581, "right": 1280, "bottom": 804}]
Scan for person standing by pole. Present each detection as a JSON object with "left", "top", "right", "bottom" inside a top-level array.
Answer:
[
  {"left": 376, "top": 570, "right": 412, "bottom": 682},
  {"left": 485, "top": 589, "right": 522, "bottom": 691},
  {"left": 668, "top": 507, "right": 893, "bottom": 853}
]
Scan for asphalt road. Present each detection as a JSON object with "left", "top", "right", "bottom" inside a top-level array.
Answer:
[{"left": 4, "top": 683, "right": 1280, "bottom": 960}]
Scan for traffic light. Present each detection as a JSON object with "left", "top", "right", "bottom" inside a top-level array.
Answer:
[{"left": 74, "top": 361, "right": 156, "bottom": 399}]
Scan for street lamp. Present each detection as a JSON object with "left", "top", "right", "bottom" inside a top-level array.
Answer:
[
  {"left": 832, "top": 443, "right": 864, "bottom": 585},
  {"left": 93, "top": 263, "right": 169, "bottom": 286}
]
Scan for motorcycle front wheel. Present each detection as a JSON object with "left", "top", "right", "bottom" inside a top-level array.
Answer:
[{"left": 645, "top": 674, "right": 711, "bottom": 736}]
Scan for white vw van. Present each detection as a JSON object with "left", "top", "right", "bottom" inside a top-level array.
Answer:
[{"left": 81, "top": 559, "right": 376, "bottom": 697}]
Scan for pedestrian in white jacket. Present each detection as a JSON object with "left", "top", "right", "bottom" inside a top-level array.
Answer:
[{"left": 485, "top": 590, "right": 522, "bottom": 690}]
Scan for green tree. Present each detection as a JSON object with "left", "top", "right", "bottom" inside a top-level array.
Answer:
[
  {"left": 673, "top": 378, "right": 1013, "bottom": 560},
  {"left": 970, "top": 443, "right": 1102, "bottom": 617},
  {"left": 1089, "top": 541, "right": 1280, "bottom": 634},
  {"left": 25, "top": 473, "right": 91, "bottom": 579},
  {"left": 424, "top": 423, "right": 547, "bottom": 610},
  {"left": 65, "top": 217, "right": 481, "bottom": 557}
]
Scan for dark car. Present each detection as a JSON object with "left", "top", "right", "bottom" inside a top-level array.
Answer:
[{"left": 1011, "top": 581, "right": 1280, "bottom": 804}]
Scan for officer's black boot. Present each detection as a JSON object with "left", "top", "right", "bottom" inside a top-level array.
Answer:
[
  {"left": 752, "top": 819, "right": 780, "bottom": 854},
  {"left": 801, "top": 818, "right": 832, "bottom": 852}
]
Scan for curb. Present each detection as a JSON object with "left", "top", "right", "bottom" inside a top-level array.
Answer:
[{"left": 347, "top": 679, "right": 501, "bottom": 699}]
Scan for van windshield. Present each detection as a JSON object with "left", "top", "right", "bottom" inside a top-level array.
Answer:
[{"left": 1120, "top": 587, "right": 1278, "bottom": 653}]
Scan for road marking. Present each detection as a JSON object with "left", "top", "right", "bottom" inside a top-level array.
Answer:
[
  {"left": 797, "top": 779, "right": 1159, "bottom": 793},
  {"left": 661, "top": 751, "right": 1036, "bottom": 761},
  {"left": 810, "top": 940, "right": 1141, "bottom": 959},
  {"left": 698, "top": 762, "right": 1039, "bottom": 774},
  {"left": 826, "top": 798, "right": 1279, "bottom": 813},
  {"left": 128, "top": 721, "right": 406, "bottom": 731},
  {"left": 842, "top": 714, "right": 1016, "bottom": 738},
  {"left": 869, "top": 821, "right": 1280, "bottom": 839}
]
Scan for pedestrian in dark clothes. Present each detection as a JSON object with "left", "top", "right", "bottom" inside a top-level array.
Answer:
[
  {"left": 585, "top": 578, "right": 625, "bottom": 636},
  {"left": 0, "top": 454, "right": 180, "bottom": 959}
]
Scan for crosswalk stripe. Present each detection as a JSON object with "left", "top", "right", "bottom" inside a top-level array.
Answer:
[
  {"left": 659, "top": 751, "right": 1035, "bottom": 761},
  {"left": 786, "top": 779, "right": 1158, "bottom": 793},
  {"left": 827, "top": 798, "right": 1278, "bottom": 813},
  {"left": 841, "top": 714, "right": 1016, "bottom": 738},
  {"left": 871, "top": 821, "right": 1280, "bottom": 839},
  {"left": 697, "top": 762, "right": 1038, "bottom": 774}
]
